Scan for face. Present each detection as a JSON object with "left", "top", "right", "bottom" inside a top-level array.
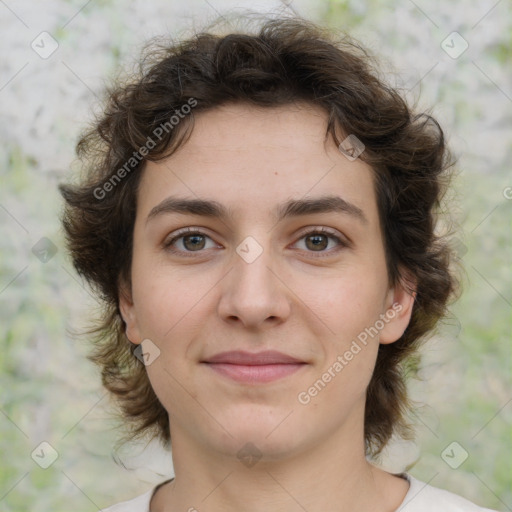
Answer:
[{"left": 120, "top": 103, "right": 414, "bottom": 462}]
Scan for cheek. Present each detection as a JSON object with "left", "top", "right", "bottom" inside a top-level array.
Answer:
[
  {"left": 131, "top": 259, "right": 206, "bottom": 339},
  {"left": 317, "top": 271, "right": 388, "bottom": 338}
]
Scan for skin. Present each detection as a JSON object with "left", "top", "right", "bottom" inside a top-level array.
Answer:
[{"left": 119, "top": 102, "right": 416, "bottom": 512}]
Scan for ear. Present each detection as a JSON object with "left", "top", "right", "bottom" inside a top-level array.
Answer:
[
  {"left": 118, "top": 283, "right": 143, "bottom": 345},
  {"left": 379, "top": 270, "right": 417, "bottom": 345}
]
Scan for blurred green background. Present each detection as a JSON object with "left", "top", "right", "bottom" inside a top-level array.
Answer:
[{"left": 1, "top": 0, "right": 510, "bottom": 510}]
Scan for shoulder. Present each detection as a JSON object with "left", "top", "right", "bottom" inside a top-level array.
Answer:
[
  {"left": 397, "top": 475, "right": 499, "bottom": 512},
  {"left": 99, "top": 475, "right": 500, "bottom": 512},
  {"left": 100, "top": 488, "right": 153, "bottom": 512}
]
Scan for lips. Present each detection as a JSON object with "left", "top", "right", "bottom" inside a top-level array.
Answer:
[
  {"left": 201, "top": 350, "right": 307, "bottom": 384},
  {"left": 202, "top": 350, "right": 304, "bottom": 365}
]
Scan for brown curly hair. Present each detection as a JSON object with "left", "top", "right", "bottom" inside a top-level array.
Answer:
[{"left": 59, "top": 15, "right": 456, "bottom": 457}]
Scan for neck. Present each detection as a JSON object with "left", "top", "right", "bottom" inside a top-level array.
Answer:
[{"left": 152, "top": 418, "right": 408, "bottom": 512}]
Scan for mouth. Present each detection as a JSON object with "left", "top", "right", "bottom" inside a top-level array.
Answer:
[{"left": 201, "top": 350, "right": 308, "bottom": 384}]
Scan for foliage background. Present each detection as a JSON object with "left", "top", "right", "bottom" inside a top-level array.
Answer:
[{"left": 1, "top": 0, "right": 510, "bottom": 510}]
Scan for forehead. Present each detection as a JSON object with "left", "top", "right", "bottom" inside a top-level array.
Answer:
[{"left": 137, "top": 103, "right": 379, "bottom": 225}]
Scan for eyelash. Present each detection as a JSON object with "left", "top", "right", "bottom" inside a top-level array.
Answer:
[{"left": 162, "top": 226, "right": 349, "bottom": 258}]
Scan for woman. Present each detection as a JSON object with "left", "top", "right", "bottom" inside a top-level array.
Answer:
[{"left": 59, "top": 16, "right": 499, "bottom": 512}]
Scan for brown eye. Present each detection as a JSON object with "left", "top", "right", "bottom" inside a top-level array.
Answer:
[
  {"left": 305, "top": 234, "right": 329, "bottom": 251},
  {"left": 293, "top": 227, "right": 348, "bottom": 256},
  {"left": 182, "top": 234, "right": 206, "bottom": 251},
  {"left": 163, "top": 229, "right": 219, "bottom": 255}
]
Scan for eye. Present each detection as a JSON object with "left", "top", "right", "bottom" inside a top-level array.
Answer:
[
  {"left": 163, "top": 228, "right": 219, "bottom": 254},
  {"left": 292, "top": 227, "right": 348, "bottom": 256},
  {"left": 162, "top": 226, "right": 349, "bottom": 257}
]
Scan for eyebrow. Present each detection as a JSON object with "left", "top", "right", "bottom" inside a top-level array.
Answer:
[{"left": 146, "top": 195, "right": 368, "bottom": 226}]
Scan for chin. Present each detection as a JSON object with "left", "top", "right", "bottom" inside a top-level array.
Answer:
[{"left": 209, "top": 419, "right": 307, "bottom": 462}]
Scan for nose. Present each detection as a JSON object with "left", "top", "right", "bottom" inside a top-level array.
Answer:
[{"left": 217, "top": 242, "right": 291, "bottom": 330}]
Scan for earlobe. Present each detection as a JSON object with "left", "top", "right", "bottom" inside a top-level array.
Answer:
[
  {"left": 379, "top": 273, "right": 417, "bottom": 345},
  {"left": 119, "top": 285, "right": 143, "bottom": 345}
]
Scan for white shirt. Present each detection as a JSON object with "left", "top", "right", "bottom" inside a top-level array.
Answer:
[{"left": 101, "top": 474, "right": 499, "bottom": 511}]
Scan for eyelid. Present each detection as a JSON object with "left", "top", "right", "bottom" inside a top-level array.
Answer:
[
  {"left": 293, "top": 225, "right": 349, "bottom": 244},
  {"left": 162, "top": 225, "right": 351, "bottom": 256},
  {"left": 291, "top": 226, "right": 351, "bottom": 255},
  {"left": 162, "top": 227, "right": 220, "bottom": 251}
]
